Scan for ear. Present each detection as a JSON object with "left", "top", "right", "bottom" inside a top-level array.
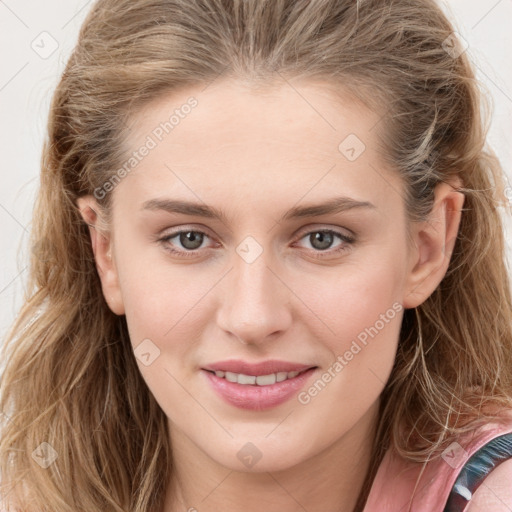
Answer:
[
  {"left": 76, "top": 195, "right": 125, "bottom": 315},
  {"left": 402, "top": 178, "right": 465, "bottom": 309}
]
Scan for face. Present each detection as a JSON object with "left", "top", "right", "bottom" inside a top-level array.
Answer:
[{"left": 80, "top": 78, "right": 457, "bottom": 473}]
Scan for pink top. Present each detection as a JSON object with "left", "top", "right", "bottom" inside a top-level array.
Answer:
[{"left": 363, "top": 408, "right": 512, "bottom": 511}]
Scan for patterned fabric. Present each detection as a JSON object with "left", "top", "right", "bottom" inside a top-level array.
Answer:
[
  {"left": 363, "top": 408, "right": 512, "bottom": 511},
  {"left": 443, "top": 432, "right": 512, "bottom": 511}
]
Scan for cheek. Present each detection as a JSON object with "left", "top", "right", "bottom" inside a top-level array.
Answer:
[
  {"left": 291, "top": 252, "right": 405, "bottom": 415},
  {"left": 115, "top": 259, "right": 208, "bottom": 419},
  {"left": 295, "top": 253, "right": 405, "bottom": 348},
  {"left": 113, "top": 233, "right": 207, "bottom": 343}
]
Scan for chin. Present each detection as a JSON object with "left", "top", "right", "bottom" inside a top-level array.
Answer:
[{"left": 205, "top": 439, "right": 309, "bottom": 473}]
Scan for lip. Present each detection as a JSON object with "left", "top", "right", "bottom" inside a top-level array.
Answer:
[{"left": 201, "top": 359, "right": 318, "bottom": 411}]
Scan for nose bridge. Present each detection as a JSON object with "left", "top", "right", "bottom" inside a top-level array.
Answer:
[{"left": 217, "top": 236, "right": 291, "bottom": 344}]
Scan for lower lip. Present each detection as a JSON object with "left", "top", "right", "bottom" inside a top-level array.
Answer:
[{"left": 202, "top": 368, "right": 317, "bottom": 411}]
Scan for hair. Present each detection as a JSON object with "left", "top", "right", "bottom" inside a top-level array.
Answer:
[{"left": 1, "top": 0, "right": 512, "bottom": 510}]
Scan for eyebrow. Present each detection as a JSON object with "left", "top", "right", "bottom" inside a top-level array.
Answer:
[{"left": 141, "top": 196, "right": 376, "bottom": 223}]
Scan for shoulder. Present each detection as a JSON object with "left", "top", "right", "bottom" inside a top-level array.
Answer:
[
  {"left": 465, "top": 458, "right": 512, "bottom": 511},
  {"left": 364, "top": 410, "right": 512, "bottom": 512},
  {"left": 446, "top": 426, "right": 512, "bottom": 512}
]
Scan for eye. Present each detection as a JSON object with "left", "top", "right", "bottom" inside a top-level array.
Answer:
[
  {"left": 159, "top": 229, "right": 214, "bottom": 258},
  {"left": 157, "top": 227, "right": 355, "bottom": 259},
  {"left": 294, "top": 229, "right": 355, "bottom": 258}
]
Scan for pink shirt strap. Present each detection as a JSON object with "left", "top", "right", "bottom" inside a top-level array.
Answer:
[{"left": 363, "top": 409, "right": 512, "bottom": 511}]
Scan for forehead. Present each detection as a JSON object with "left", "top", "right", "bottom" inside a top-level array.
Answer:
[
  {"left": 125, "top": 78, "right": 383, "bottom": 154},
  {"left": 114, "top": 78, "right": 401, "bottom": 213}
]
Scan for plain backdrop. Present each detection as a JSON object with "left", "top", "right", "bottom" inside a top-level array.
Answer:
[{"left": 1, "top": 0, "right": 511, "bottom": 357}]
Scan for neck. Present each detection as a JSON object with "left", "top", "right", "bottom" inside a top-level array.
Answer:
[{"left": 162, "top": 402, "right": 379, "bottom": 512}]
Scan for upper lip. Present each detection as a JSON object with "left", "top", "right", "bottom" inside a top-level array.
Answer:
[{"left": 202, "top": 359, "right": 316, "bottom": 376}]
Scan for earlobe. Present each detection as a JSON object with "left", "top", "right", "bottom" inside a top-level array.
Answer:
[
  {"left": 403, "top": 180, "right": 465, "bottom": 309},
  {"left": 76, "top": 195, "right": 125, "bottom": 315}
]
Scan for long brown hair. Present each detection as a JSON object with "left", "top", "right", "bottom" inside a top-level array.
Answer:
[{"left": 2, "top": 0, "right": 512, "bottom": 510}]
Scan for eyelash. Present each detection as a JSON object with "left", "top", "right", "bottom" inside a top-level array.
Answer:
[{"left": 158, "top": 227, "right": 356, "bottom": 260}]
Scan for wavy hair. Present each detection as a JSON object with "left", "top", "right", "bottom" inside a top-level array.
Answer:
[{"left": 1, "top": 0, "right": 512, "bottom": 510}]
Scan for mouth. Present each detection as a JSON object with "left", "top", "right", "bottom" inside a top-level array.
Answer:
[
  {"left": 203, "top": 367, "right": 313, "bottom": 386},
  {"left": 201, "top": 360, "right": 318, "bottom": 410}
]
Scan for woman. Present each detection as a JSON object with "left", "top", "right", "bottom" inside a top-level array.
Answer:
[{"left": 1, "top": 0, "right": 511, "bottom": 510}]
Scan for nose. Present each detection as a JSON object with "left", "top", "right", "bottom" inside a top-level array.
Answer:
[{"left": 216, "top": 245, "right": 292, "bottom": 346}]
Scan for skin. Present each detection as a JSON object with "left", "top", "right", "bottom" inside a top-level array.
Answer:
[
  {"left": 466, "top": 459, "right": 512, "bottom": 511},
  {"left": 78, "top": 78, "right": 464, "bottom": 512}
]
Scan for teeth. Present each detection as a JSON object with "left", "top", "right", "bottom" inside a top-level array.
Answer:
[
  {"left": 213, "top": 369, "right": 308, "bottom": 386},
  {"left": 256, "top": 373, "right": 276, "bottom": 385},
  {"left": 238, "top": 373, "right": 256, "bottom": 385},
  {"left": 225, "top": 371, "right": 238, "bottom": 383}
]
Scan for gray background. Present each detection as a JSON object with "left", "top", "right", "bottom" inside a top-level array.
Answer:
[{"left": 1, "top": 0, "right": 511, "bottom": 356}]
